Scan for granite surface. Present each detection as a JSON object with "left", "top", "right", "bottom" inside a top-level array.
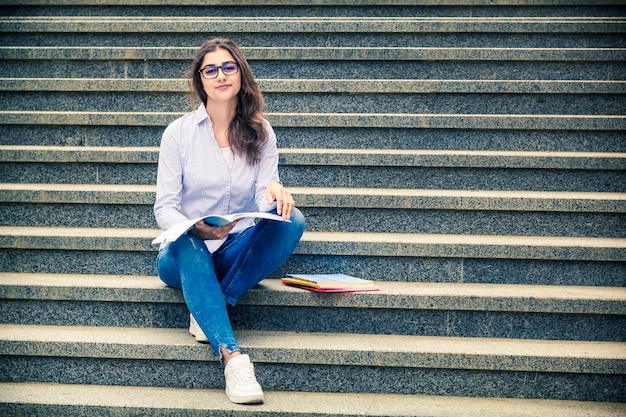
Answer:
[
  {"left": 4, "top": 355, "right": 624, "bottom": 401},
  {"left": 2, "top": 382, "right": 625, "bottom": 417},
  {"left": 9, "top": 60, "right": 626, "bottom": 83},
  {"left": 4, "top": 146, "right": 626, "bottom": 169},
  {"left": 1, "top": 227, "right": 625, "bottom": 287},
  {"left": 3, "top": 48, "right": 626, "bottom": 81},
  {"left": 2, "top": 274, "right": 625, "bottom": 314},
  {"left": 4, "top": 17, "right": 624, "bottom": 35},
  {"left": 1, "top": 111, "right": 624, "bottom": 132},
  {"left": 1, "top": 185, "right": 625, "bottom": 236},
  {"left": 1, "top": 325, "right": 625, "bottom": 401},
  {"left": 1, "top": 324, "right": 624, "bottom": 373},
  {"left": 5, "top": 78, "right": 626, "bottom": 95},
  {"left": 3, "top": 161, "right": 625, "bottom": 191},
  {"left": 1, "top": 125, "right": 624, "bottom": 152},
  {"left": 6, "top": 31, "right": 625, "bottom": 50},
  {"left": 3, "top": 45, "right": 625, "bottom": 61},
  {"left": 2, "top": 246, "right": 625, "bottom": 287},
  {"left": 1, "top": 3, "right": 625, "bottom": 411},
  {"left": 277, "top": 255, "right": 626, "bottom": 287},
  {"left": 2, "top": 298, "right": 624, "bottom": 341},
  {"left": 4, "top": 91, "right": 624, "bottom": 116},
  {"left": 1, "top": 227, "right": 625, "bottom": 261},
  {"left": 1, "top": 274, "right": 625, "bottom": 341}
]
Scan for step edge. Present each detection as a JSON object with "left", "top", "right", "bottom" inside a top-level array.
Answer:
[
  {"left": 1, "top": 324, "right": 624, "bottom": 373},
  {"left": 1, "top": 273, "right": 624, "bottom": 314},
  {"left": 2, "top": 381, "right": 624, "bottom": 417}
]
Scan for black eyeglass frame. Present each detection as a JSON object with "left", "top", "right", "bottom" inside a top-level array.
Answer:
[{"left": 198, "top": 62, "right": 240, "bottom": 79}]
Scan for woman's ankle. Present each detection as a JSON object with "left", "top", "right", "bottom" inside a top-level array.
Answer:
[{"left": 222, "top": 348, "right": 242, "bottom": 366}]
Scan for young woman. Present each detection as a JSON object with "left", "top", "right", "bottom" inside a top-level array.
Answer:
[{"left": 154, "top": 38, "right": 305, "bottom": 404}]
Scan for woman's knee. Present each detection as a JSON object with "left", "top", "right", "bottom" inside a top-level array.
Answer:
[
  {"left": 156, "top": 242, "right": 181, "bottom": 288},
  {"left": 289, "top": 207, "right": 306, "bottom": 235},
  {"left": 156, "top": 234, "right": 210, "bottom": 288}
]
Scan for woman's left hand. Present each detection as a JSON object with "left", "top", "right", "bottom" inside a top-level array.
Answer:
[{"left": 266, "top": 181, "right": 295, "bottom": 220}]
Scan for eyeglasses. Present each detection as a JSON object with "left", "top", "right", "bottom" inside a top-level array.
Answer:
[{"left": 198, "top": 62, "right": 239, "bottom": 79}]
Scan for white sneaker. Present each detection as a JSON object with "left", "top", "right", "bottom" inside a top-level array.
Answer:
[
  {"left": 224, "top": 354, "right": 264, "bottom": 404},
  {"left": 189, "top": 313, "right": 209, "bottom": 343}
]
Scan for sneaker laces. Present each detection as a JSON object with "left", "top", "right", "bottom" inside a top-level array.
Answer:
[{"left": 229, "top": 364, "right": 257, "bottom": 385}]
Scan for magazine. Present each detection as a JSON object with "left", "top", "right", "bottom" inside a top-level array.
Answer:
[
  {"left": 281, "top": 273, "right": 379, "bottom": 293},
  {"left": 152, "top": 212, "right": 288, "bottom": 245}
]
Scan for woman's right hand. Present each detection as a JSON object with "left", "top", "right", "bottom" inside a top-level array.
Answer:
[{"left": 188, "top": 219, "right": 238, "bottom": 240}]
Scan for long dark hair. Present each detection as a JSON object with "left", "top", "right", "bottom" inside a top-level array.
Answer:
[{"left": 187, "top": 38, "right": 267, "bottom": 165}]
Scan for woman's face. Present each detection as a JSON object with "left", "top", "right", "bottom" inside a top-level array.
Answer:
[{"left": 199, "top": 47, "right": 242, "bottom": 106}]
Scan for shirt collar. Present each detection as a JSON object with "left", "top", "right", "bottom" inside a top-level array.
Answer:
[{"left": 193, "top": 102, "right": 210, "bottom": 125}]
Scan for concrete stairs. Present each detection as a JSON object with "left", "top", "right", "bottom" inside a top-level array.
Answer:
[{"left": 1, "top": 0, "right": 625, "bottom": 415}]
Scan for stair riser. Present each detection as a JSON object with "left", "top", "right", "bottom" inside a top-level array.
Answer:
[
  {"left": 4, "top": 5, "right": 624, "bottom": 18},
  {"left": 234, "top": 306, "right": 626, "bottom": 342},
  {"left": 2, "top": 125, "right": 625, "bottom": 153},
  {"left": 3, "top": 91, "right": 624, "bottom": 116},
  {"left": 3, "top": 163, "right": 624, "bottom": 192},
  {"left": 278, "top": 256, "right": 626, "bottom": 287},
  {"left": 0, "top": 404, "right": 204, "bottom": 417},
  {"left": 2, "top": 203, "right": 625, "bottom": 238},
  {"left": 2, "top": 356, "right": 623, "bottom": 402},
  {"left": 3, "top": 249, "right": 625, "bottom": 287},
  {"left": 282, "top": 166, "right": 626, "bottom": 192},
  {"left": 1, "top": 299, "right": 624, "bottom": 342},
  {"left": 2, "top": 59, "right": 624, "bottom": 81},
  {"left": 3, "top": 32, "right": 625, "bottom": 49}
]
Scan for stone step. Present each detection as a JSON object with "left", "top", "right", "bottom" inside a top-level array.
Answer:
[
  {"left": 1, "top": 324, "right": 624, "bottom": 401},
  {"left": 0, "top": 114, "right": 621, "bottom": 148},
  {"left": 2, "top": 111, "right": 623, "bottom": 132},
  {"left": 3, "top": 78, "right": 624, "bottom": 115},
  {"left": 3, "top": 0, "right": 624, "bottom": 19},
  {"left": 1, "top": 182, "right": 625, "bottom": 237},
  {"left": 4, "top": 145, "right": 618, "bottom": 170},
  {"left": 1, "top": 46, "right": 624, "bottom": 80},
  {"left": 1, "top": 227, "right": 624, "bottom": 286},
  {"left": 4, "top": 78, "right": 626, "bottom": 94},
  {"left": 1, "top": 129, "right": 623, "bottom": 155},
  {"left": 2, "top": 382, "right": 625, "bottom": 417},
  {"left": 2, "top": 145, "right": 624, "bottom": 191},
  {"left": 1, "top": 16, "right": 624, "bottom": 49},
  {"left": 1, "top": 273, "right": 624, "bottom": 341}
]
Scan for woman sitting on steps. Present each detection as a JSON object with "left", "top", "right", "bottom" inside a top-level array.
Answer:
[{"left": 153, "top": 38, "right": 306, "bottom": 405}]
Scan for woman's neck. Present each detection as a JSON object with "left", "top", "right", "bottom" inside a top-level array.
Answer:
[
  {"left": 205, "top": 99, "right": 236, "bottom": 126},
  {"left": 206, "top": 100, "right": 236, "bottom": 147}
]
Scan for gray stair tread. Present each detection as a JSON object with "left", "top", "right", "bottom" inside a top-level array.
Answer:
[
  {"left": 2, "top": 182, "right": 625, "bottom": 212},
  {"left": 3, "top": 16, "right": 624, "bottom": 33},
  {"left": 1, "top": 324, "right": 625, "bottom": 373},
  {"left": 292, "top": 187, "right": 626, "bottom": 212},
  {"left": 2, "top": 272, "right": 625, "bottom": 314},
  {"left": 2, "top": 110, "right": 623, "bottom": 130},
  {"left": 3, "top": 46, "right": 624, "bottom": 61},
  {"left": 3, "top": 78, "right": 626, "bottom": 94},
  {"left": 3, "top": 145, "right": 625, "bottom": 169},
  {"left": 1, "top": 382, "right": 625, "bottom": 417},
  {"left": 2, "top": 0, "right": 621, "bottom": 6},
  {"left": 1, "top": 226, "right": 625, "bottom": 261}
]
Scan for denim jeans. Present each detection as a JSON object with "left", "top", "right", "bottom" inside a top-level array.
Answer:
[{"left": 156, "top": 208, "right": 305, "bottom": 360}]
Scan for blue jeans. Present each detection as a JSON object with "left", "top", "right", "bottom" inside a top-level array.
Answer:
[{"left": 156, "top": 208, "right": 305, "bottom": 360}]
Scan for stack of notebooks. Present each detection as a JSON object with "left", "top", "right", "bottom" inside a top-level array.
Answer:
[{"left": 281, "top": 273, "right": 379, "bottom": 293}]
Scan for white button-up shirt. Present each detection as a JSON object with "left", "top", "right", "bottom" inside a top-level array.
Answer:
[{"left": 154, "top": 103, "right": 280, "bottom": 252}]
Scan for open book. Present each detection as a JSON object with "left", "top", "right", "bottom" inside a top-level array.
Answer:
[
  {"left": 152, "top": 212, "right": 289, "bottom": 245},
  {"left": 281, "top": 273, "right": 379, "bottom": 293}
]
